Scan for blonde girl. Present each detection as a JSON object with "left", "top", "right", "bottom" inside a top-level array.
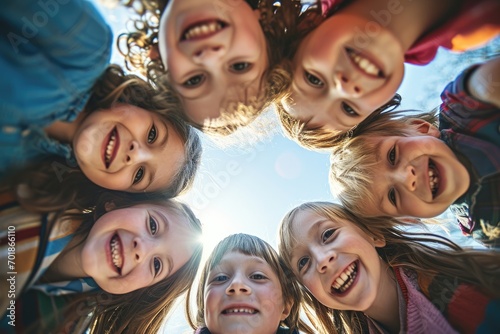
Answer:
[{"left": 278, "top": 202, "right": 500, "bottom": 333}]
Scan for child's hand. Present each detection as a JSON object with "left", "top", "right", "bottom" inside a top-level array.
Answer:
[{"left": 467, "top": 57, "right": 500, "bottom": 108}]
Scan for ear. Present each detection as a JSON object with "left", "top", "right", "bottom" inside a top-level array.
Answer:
[
  {"left": 373, "top": 234, "right": 386, "bottom": 248},
  {"left": 408, "top": 119, "right": 440, "bottom": 138},
  {"left": 280, "top": 300, "right": 293, "bottom": 321},
  {"left": 147, "top": 45, "right": 160, "bottom": 61},
  {"left": 104, "top": 201, "right": 116, "bottom": 212}
]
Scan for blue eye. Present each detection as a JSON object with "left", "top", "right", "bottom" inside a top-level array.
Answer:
[
  {"left": 214, "top": 275, "right": 229, "bottom": 282},
  {"left": 133, "top": 167, "right": 144, "bottom": 185},
  {"left": 298, "top": 257, "right": 309, "bottom": 272},
  {"left": 388, "top": 145, "right": 396, "bottom": 165},
  {"left": 149, "top": 216, "right": 158, "bottom": 235},
  {"left": 322, "top": 228, "right": 335, "bottom": 242},
  {"left": 341, "top": 102, "right": 358, "bottom": 116},
  {"left": 304, "top": 71, "right": 324, "bottom": 87},
  {"left": 148, "top": 124, "right": 157, "bottom": 144},
  {"left": 153, "top": 258, "right": 162, "bottom": 276},
  {"left": 388, "top": 188, "right": 397, "bottom": 206}
]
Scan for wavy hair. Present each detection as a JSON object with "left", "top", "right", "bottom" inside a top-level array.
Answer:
[
  {"left": 187, "top": 233, "right": 314, "bottom": 334},
  {"left": 278, "top": 202, "right": 500, "bottom": 333}
]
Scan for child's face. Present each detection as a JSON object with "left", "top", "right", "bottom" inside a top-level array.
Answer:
[
  {"left": 360, "top": 134, "right": 470, "bottom": 218},
  {"left": 203, "top": 251, "right": 289, "bottom": 334},
  {"left": 287, "top": 13, "right": 405, "bottom": 132},
  {"left": 73, "top": 104, "right": 185, "bottom": 192},
  {"left": 289, "top": 209, "right": 387, "bottom": 312},
  {"left": 158, "top": 0, "right": 268, "bottom": 125},
  {"left": 81, "top": 203, "right": 197, "bottom": 294}
]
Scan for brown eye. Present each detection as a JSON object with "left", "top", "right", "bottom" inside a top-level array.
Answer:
[
  {"left": 133, "top": 167, "right": 144, "bottom": 185},
  {"left": 304, "top": 71, "right": 324, "bottom": 87},
  {"left": 148, "top": 124, "right": 157, "bottom": 144},
  {"left": 183, "top": 74, "right": 205, "bottom": 87},
  {"left": 230, "top": 62, "right": 251, "bottom": 73},
  {"left": 341, "top": 102, "right": 359, "bottom": 116}
]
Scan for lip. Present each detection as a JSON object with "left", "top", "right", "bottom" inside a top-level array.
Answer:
[
  {"left": 107, "top": 232, "right": 124, "bottom": 275},
  {"left": 180, "top": 19, "right": 228, "bottom": 42},
  {"left": 345, "top": 47, "right": 385, "bottom": 79},
  {"left": 221, "top": 303, "right": 259, "bottom": 315},
  {"left": 178, "top": 11, "right": 229, "bottom": 43},
  {"left": 102, "top": 127, "right": 119, "bottom": 169},
  {"left": 330, "top": 260, "right": 360, "bottom": 297},
  {"left": 429, "top": 158, "right": 446, "bottom": 199}
]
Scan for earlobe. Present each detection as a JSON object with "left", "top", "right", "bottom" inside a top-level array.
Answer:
[
  {"left": 280, "top": 300, "right": 293, "bottom": 321},
  {"left": 373, "top": 236, "right": 386, "bottom": 248}
]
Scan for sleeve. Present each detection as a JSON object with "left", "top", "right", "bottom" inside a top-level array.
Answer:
[{"left": 0, "top": 0, "right": 112, "bottom": 125}]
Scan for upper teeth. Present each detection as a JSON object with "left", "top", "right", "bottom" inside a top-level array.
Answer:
[
  {"left": 332, "top": 262, "right": 357, "bottom": 293},
  {"left": 184, "top": 21, "right": 223, "bottom": 40},
  {"left": 429, "top": 163, "right": 440, "bottom": 196},
  {"left": 110, "top": 234, "right": 123, "bottom": 271},
  {"left": 105, "top": 131, "right": 116, "bottom": 164},
  {"left": 224, "top": 308, "right": 256, "bottom": 314},
  {"left": 347, "top": 49, "right": 383, "bottom": 77}
]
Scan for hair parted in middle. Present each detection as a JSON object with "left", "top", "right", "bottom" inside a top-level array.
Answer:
[
  {"left": 278, "top": 201, "right": 500, "bottom": 334},
  {"left": 328, "top": 110, "right": 438, "bottom": 217},
  {"left": 186, "top": 233, "right": 314, "bottom": 334}
]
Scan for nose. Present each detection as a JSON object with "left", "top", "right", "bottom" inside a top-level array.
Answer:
[
  {"left": 315, "top": 248, "right": 335, "bottom": 274},
  {"left": 226, "top": 274, "right": 251, "bottom": 295},
  {"left": 395, "top": 164, "right": 417, "bottom": 191},
  {"left": 132, "top": 236, "right": 153, "bottom": 263},
  {"left": 192, "top": 43, "right": 226, "bottom": 65},
  {"left": 125, "top": 140, "right": 151, "bottom": 165},
  {"left": 333, "top": 71, "right": 362, "bottom": 97}
]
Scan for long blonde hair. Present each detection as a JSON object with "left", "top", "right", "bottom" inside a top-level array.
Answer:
[{"left": 278, "top": 202, "right": 500, "bottom": 333}]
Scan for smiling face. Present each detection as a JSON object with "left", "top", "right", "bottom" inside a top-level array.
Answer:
[
  {"left": 73, "top": 104, "right": 186, "bottom": 192},
  {"left": 81, "top": 203, "right": 197, "bottom": 294},
  {"left": 289, "top": 209, "right": 388, "bottom": 313},
  {"left": 158, "top": 0, "right": 268, "bottom": 125},
  {"left": 288, "top": 13, "right": 405, "bottom": 132},
  {"left": 203, "top": 252, "right": 289, "bottom": 334},
  {"left": 362, "top": 134, "right": 470, "bottom": 218}
]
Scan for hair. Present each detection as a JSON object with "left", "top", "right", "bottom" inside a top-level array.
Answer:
[
  {"left": 6, "top": 65, "right": 202, "bottom": 213},
  {"left": 187, "top": 233, "right": 314, "bottom": 334},
  {"left": 118, "top": 0, "right": 321, "bottom": 136},
  {"left": 278, "top": 201, "right": 500, "bottom": 333},
  {"left": 277, "top": 94, "right": 403, "bottom": 151},
  {"left": 328, "top": 110, "right": 438, "bottom": 216},
  {"left": 25, "top": 193, "right": 203, "bottom": 334}
]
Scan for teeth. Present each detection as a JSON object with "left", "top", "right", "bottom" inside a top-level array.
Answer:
[
  {"left": 347, "top": 48, "right": 383, "bottom": 77},
  {"left": 105, "top": 131, "right": 116, "bottom": 164},
  {"left": 224, "top": 308, "right": 256, "bottom": 314},
  {"left": 331, "top": 263, "right": 357, "bottom": 293},
  {"left": 110, "top": 234, "right": 123, "bottom": 271},
  {"left": 184, "top": 21, "right": 223, "bottom": 40},
  {"left": 428, "top": 162, "right": 440, "bottom": 196}
]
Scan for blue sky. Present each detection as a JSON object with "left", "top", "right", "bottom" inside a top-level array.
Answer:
[{"left": 91, "top": 1, "right": 497, "bottom": 332}]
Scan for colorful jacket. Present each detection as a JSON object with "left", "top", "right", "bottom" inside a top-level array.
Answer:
[
  {"left": 439, "top": 64, "right": 500, "bottom": 248},
  {"left": 0, "top": 0, "right": 112, "bottom": 177}
]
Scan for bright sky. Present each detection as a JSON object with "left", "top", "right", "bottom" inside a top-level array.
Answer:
[{"left": 91, "top": 1, "right": 497, "bottom": 332}]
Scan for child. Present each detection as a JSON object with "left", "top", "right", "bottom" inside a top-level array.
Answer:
[
  {"left": 1, "top": 65, "right": 202, "bottom": 197},
  {"left": 278, "top": 201, "right": 500, "bottom": 333},
  {"left": 329, "top": 57, "right": 500, "bottom": 247},
  {"left": 188, "top": 233, "right": 314, "bottom": 334},
  {"left": 277, "top": 0, "right": 500, "bottom": 150},
  {"left": 0, "top": 190, "right": 203, "bottom": 333},
  {"left": 119, "top": 0, "right": 307, "bottom": 135}
]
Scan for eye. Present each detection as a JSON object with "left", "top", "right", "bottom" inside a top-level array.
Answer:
[
  {"left": 388, "top": 188, "right": 397, "bottom": 206},
  {"left": 183, "top": 74, "right": 205, "bottom": 87},
  {"left": 149, "top": 215, "right": 158, "bottom": 235},
  {"left": 213, "top": 274, "right": 229, "bottom": 283},
  {"left": 322, "top": 228, "right": 336, "bottom": 242},
  {"left": 153, "top": 258, "right": 162, "bottom": 277},
  {"left": 133, "top": 167, "right": 144, "bottom": 185},
  {"left": 304, "top": 71, "right": 324, "bottom": 87},
  {"left": 147, "top": 124, "right": 157, "bottom": 144},
  {"left": 297, "top": 257, "right": 309, "bottom": 272},
  {"left": 230, "top": 62, "right": 252, "bottom": 73},
  {"left": 387, "top": 145, "right": 396, "bottom": 165},
  {"left": 250, "top": 273, "right": 267, "bottom": 280},
  {"left": 341, "top": 102, "right": 359, "bottom": 116}
]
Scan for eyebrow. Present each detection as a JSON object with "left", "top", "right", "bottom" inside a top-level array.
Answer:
[{"left": 143, "top": 120, "right": 170, "bottom": 192}]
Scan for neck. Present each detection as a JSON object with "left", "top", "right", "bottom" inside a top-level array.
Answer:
[
  {"left": 364, "top": 262, "right": 400, "bottom": 333},
  {"left": 43, "top": 110, "right": 87, "bottom": 144},
  {"left": 343, "top": 0, "right": 455, "bottom": 51}
]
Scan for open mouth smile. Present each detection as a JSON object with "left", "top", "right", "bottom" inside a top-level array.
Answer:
[
  {"left": 428, "top": 159, "right": 440, "bottom": 198},
  {"left": 104, "top": 127, "right": 119, "bottom": 169},
  {"left": 346, "top": 48, "right": 384, "bottom": 78},
  {"left": 222, "top": 307, "right": 257, "bottom": 315},
  {"left": 331, "top": 261, "right": 358, "bottom": 295},
  {"left": 181, "top": 20, "right": 227, "bottom": 41},
  {"left": 110, "top": 233, "right": 124, "bottom": 275}
]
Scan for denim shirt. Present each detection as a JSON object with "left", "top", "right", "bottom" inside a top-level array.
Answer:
[{"left": 0, "top": 0, "right": 112, "bottom": 176}]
